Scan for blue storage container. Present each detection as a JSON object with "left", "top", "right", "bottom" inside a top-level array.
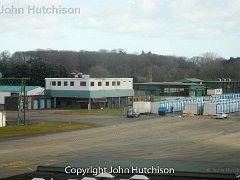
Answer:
[{"left": 158, "top": 107, "right": 167, "bottom": 116}]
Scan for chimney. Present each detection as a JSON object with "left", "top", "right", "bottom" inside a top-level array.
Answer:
[{"left": 77, "top": 73, "right": 83, "bottom": 78}]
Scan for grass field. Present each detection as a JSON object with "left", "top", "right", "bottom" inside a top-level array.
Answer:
[
  {"left": 0, "top": 122, "right": 93, "bottom": 138},
  {"left": 54, "top": 108, "right": 126, "bottom": 116}
]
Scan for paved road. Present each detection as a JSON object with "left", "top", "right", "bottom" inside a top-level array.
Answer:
[{"left": 1, "top": 113, "right": 240, "bottom": 178}]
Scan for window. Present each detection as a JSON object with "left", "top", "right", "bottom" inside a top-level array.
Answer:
[
  {"left": 11, "top": 93, "right": 19, "bottom": 97},
  {"left": 56, "top": 101, "right": 61, "bottom": 105},
  {"left": 106, "top": 81, "right": 109, "bottom": 86},
  {"left": 90, "top": 82, "right": 94, "bottom": 86},
  {"left": 169, "top": 88, "right": 178, "bottom": 93},
  {"left": 70, "top": 81, "right": 74, "bottom": 86},
  {"left": 112, "top": 81, "right": 116, "bottom": 86},
  {"left": 67, "top": 101, "right": 72, "bottom": 105},
  {"left": 57, "top": 81, "right": 61, "bottom": 86},
  {"left": 64, "top": 81, "right": 68, "bottom": 86},
  {"left": 117, "top": 81, "right": 120, "bottom": 86},
  {"left": 164, "top": 88, "right": 169, "bottom": 93},
  {"left": 80, "top": 81, "right": 86, "bottom": 86},
  {"left": 98, "top": 81, "right": 102, "bottom": 86},
  {"left": 52, "top": 81, "right": 56, "bottom": 86}
]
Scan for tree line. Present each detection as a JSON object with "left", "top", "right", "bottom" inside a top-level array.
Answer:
[
  {"left": 0, "top": 50, "right": 239, "bottom": 87},
  {"left": 0, "top": 51, "right": 68, "bottom": 86}
]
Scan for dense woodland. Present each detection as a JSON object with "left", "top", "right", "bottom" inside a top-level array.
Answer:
[{"left": 0, "top": 50, "right": 240, "bottom": 87}]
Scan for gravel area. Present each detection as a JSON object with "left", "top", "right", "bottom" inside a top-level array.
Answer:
[{"left": 0, "top": 111, "right": 239, "bottom": 178}]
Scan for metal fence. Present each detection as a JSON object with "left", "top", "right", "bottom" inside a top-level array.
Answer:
[
  {"left": 153, "top": 94, "right": 240, "bottom": 115},
  {"left": 210, "top": 93, "right": 240, "bottom": 102}
]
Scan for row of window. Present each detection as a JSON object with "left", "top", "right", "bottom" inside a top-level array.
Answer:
[
  {"left": 164, "top": 88, "right": 185, "bottom": 93},
  {"left": 51, "top": 81, "right": 122, "bottom": 87}
]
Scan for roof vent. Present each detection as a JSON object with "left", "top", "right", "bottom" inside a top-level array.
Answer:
[{"left": 71, "top": 72, "right": 83, "bottom": 78}]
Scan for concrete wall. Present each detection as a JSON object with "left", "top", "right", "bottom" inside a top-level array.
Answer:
[{"left": 0, "top": 92, "right": 10, "bottom": 104}]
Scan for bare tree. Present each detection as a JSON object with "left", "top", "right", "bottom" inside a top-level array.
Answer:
[
  {"left": 0, "top": 51, "right": 11, "bottom": 61},
  {"left": 89, "top": 65, "right": 111, "bottom": 78}
]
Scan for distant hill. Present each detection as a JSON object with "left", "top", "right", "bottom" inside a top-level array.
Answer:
[{"left": 1, "top": 50, "right": 240, "bottom": 83}]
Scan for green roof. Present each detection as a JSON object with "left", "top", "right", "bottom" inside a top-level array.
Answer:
[
  {"left": 177, "top": 78, "right": 203, "bottom": 83},
  {"left": 0, "top": 86, "right": 40, "bottom": 92}
]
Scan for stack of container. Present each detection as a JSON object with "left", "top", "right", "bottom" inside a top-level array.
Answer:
[{"left": 137, "top": 93, "right": 240, "bottom": 115}]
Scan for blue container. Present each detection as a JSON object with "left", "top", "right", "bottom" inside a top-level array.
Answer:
[{"left": 158, "top": 107, "right": 167, "bottom": 116}]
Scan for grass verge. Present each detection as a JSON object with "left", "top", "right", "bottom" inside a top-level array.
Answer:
[
  {"left": 0, "top": 122, "right": 93, "bottom": 138},
  {"left": 54, "top": 108, "right": 125, "bottom": 116}
]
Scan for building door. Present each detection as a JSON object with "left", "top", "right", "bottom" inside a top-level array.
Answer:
[
  {"left": 46, "top": 99, "right": 51, "bottom": 109},
  {"left": 189, "top": 90, "right": 195, "bottom": 97},
  {"left": 40, "top": 99, "right": 45, "bottom": 109},
  {"left": 33, "top": 100, "right": 39, "bottom": 109},
  {"left": 28, "top": 102, "right": 32, "bottom": 110}
]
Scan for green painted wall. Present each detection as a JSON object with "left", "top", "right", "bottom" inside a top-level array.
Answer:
[
  {"left": 189, "top": 84, "right": 206, "bottom": 96},
  {"left": 134, "top": 83, "right": 206, "bottom": 97},
  {"left": 203, "top": 82, "right": 220, "bottom": 89}
]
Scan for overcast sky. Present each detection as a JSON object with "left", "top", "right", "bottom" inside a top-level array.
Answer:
[{"left": 0, "top": 0, "right": 240, "bottom": 58}]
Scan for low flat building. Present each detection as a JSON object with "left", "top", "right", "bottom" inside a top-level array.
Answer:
[
  {"left": 0, "top": 86, "right": 48, "bottom": 110},
  {"left": 134, "top": 82, "right": 206, "bottom": 97},
  {"left": 45, "top": 75, "right": 134, "bottom": 109},
  {"left": 203, "top": 80, "right": 240, "bottom": 94},
  {"left": 178, "top": 78, "right": 240, "bottom": 94}
]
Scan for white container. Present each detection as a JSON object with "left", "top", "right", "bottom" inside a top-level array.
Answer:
[
  {"left": 133, "top": 101, "right": 151, "bottom": 114},
  {"left": 151, "top": 102, "right": 160, "bottom": 114},
  {"left": 0, "top": 111, "right": 6, "bottom": 127},
  {"left": 204, "top": 103, "right": 218, "bottom": 115},
  {"left": 185, "top": 103, "right": 198, "bottom": 114}
]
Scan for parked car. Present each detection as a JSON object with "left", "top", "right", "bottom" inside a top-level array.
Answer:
[
  {"left": 216, "top": 113, "right": 228, "bottom": 119},
  {"left": 127, "top": 108, "right": 140, "bottom": 118}
]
